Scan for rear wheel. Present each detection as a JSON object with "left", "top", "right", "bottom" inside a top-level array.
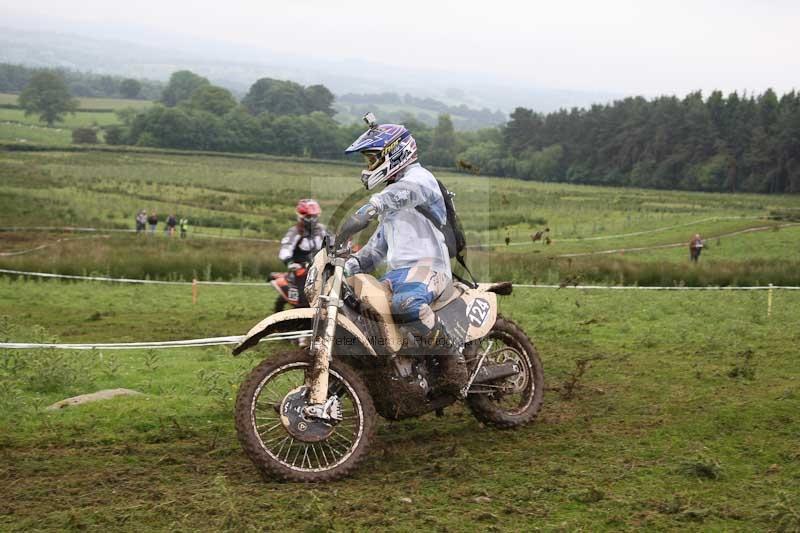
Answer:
[
  {"left": 465, "top": 316, "right": 544, "bottom": 428},
  {"left": 235, "top": 350, "right": 376, "bottom": 482}
]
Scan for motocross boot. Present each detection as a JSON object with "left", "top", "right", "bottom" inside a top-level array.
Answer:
[{"left": 428, "top": 319, "right": 468, "bottom": 396}]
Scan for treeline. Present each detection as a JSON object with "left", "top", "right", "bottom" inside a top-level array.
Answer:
[
  {"left": 109, "top": 70, "right": 358, "bottom": 158},
  {"left": 337, "top": 91, "right": 506, "bottom": 130},
  {"left": 462, "top": 90, "right": 800, "bottom": 194},
  {"left": 12, "top": 62, "right": 798, "bottom": 194},
  {"left": 109, "top": 70, "right": 460, "bottom": 163},
  {"left": 0, "top": 63, "right": 162, "bottom": 100}
]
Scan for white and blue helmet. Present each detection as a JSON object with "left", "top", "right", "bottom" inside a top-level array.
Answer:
[{"left": 345, "top": 115, "right": 418, "bottom": 190}]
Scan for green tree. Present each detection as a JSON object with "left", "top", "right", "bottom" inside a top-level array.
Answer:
[
  {"left": 299, "top": 112, "right": 341, "bottom": 158},
  {"left": 429, "top": 114, "right": 457, "bottom": 166},
  {"left": 17, "top": 70, "right": 78, "bottom": 126},
  {"left": 220, "top": 108, "right": 262, "bottom": 152},
  {"left": 304, "top": 84, "right": 336, "bottom": 116},
  {"left": 115, "top": 107, "right": 139, "bottom": 127},
  {"left": 504, "top": 107, "right": 543, "bottom": 156},
  {"left": 98, "top": 75, "right": 116, "bottom": 96},
  {"left": 243, "top": 78, "right": 307, "bottom": 116},
  {"left": 129, "top": 105, "right": 196, "bottom": 149},
  {"left": 0, "top": 63, "right": 34, "bottom": 92},
  {"left": 517, "top": 144, "right": 564, "bottom": 181},
  {"left": 104, "top": 125, "right": 127, "bottom": 145},
  {"left": 271, "top": 115, "right": 306, "bottom": 155},
  {"left": 456, "top": 140, "right": 505, "bottom": 175},
  {"left": 160, "top": 70, "right": 210, "bottom": 107},
  {"left": 119, "top": 78, "right": 142, "bottom": 99},
  {"left": 189, "top": 85, "right": 237, "bottom": 116}
]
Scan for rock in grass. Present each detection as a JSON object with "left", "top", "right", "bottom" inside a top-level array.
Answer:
[{"left": 46, "top": 388, "right": 143, "bottom": 411}]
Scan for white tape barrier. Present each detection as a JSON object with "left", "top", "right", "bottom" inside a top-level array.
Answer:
[
  {"left": 0, "top": 330, "right": 312, "bottom": 350},
  {"left": 0, "top": 268, "right": 267, "bottom": 286},
  {"left": 513, "top": 284, "right": 800, "bottom": 290},
  {"left": 553, "top": 223, "right": 800, "bottom": 258},
  {"left": 192, "top": 232, "right": 279, "bottom": 243},
  {"left": 0, "top": 226, "right": 279, "bottom": 243},
  {"left": 0, "top": 226, "right": 133, "bottom": 233},
  {"left": 0, "top": 216, "right": 777, "bottom": 250},
  {"left": 551, "top": 216, "right": 766, "bottom": 243},
  {"left": 469, "top": 215, "right": 770, "bottom": 249},
  {"left": 0, "top": 235, "right": 109, "bottom": 257},
  {"left": 2, "top": 266, "right": 798, "bottom": 290}
]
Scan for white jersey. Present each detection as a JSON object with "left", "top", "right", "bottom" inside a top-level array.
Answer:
[
  {"left": 354, "top": 163, "right": 451, "bottom": 278},
  {"left": 278, "top": 223, "right": 329, "bottom": 264}
]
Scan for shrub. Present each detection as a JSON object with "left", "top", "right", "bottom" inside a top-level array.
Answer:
[
  {"left": 104, "top": 125, "right": 127, "bottom": 145},
  {"left": 72, "top": 127, "right": 98, "bottom": 144}
]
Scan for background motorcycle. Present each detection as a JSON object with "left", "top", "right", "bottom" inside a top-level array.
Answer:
[{"left": 270, "top": 262, "right": 308, "bottom": 313}]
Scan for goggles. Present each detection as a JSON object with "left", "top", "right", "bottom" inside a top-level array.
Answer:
[{"left": 361, "top": 151, "right": 382, "bottom": 171}]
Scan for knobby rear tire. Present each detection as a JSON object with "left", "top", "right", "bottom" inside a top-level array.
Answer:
[
  {"left": 466, "top": 316, "right": 544, "bottom": 429},
  {"left": 235, "top": 350, "right": 377, "bottom": 482}
]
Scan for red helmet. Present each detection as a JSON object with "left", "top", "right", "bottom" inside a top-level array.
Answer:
[{"left": 296, "top": 199, "right": 321, "bottom": 217}]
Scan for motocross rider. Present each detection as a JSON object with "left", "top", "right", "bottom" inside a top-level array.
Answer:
[
  {"left": 337, "top": 114, "right": 467, "bottom": 393},
  {"left": 278, "top": 199, "right": 329, "bottom": 303}
]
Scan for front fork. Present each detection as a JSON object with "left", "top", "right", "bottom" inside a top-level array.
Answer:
[{"left": 308, "top": 258, "right": 345, "bottom": 405}]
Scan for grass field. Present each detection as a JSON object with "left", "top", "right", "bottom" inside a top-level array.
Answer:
[
  {"left": 0, "top": 122, "right": 73, "bottom": 145},
  {"left": 0, "top": 108, "right": 124, "bottom": 128},
  {"left": 0, "top": 93, "right": 154, "bottom": 146},
  {"left": 1, "top": 145, "right": 799, "bottom": 531},
  {"left": 0, "top": 92, "right": 153, "bottom": 110},
  {"left": 1, "top": 147, "right": 799, "bottom": 286},
  {"left": 1, "top": 279, "right": 798, "bottom": 531}
]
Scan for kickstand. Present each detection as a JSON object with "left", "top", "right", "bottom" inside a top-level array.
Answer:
[{"left": 435, "top": 408, "right": 445, "bottom": 417}]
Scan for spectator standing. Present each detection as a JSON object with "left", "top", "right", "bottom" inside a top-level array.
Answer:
[
  {"left": 147, "top": 211, "right": 158, "bottom": 235},
  {"left": 179, "top": 217, "right": 189, "bottom": 238},
  {"left": 135, "top": 210, "right": 147, "bottom": 234},
  {"left": 165, "top": 214, "right": 178, "bottom": 237},
  {"left": 689, "top": 233, "right": 704, "bottom": 262}
]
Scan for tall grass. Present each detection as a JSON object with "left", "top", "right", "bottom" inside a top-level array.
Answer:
[
  {"left": 3, "top": 232, "right": 798, "bottom": 286},
  {"left": 0, "top": 235, "right": 283, "bottom": 281},
  {"left": 467, "top": 250, "right": 800, "bottom": 286},
  {"left": 1, "top": 149, "right": 799, "bottom": 285}
]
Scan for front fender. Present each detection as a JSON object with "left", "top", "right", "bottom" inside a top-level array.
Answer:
[{"left": 231, "top": 308, "right": 378, "bottom": 357}]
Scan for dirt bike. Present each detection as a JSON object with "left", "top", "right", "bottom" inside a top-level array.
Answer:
[
  {"left": 232, "top": 241, "right": 544, "bottom": 482},
  {"left": 270, "top": 263, "right": 308, "bottom": 313}
]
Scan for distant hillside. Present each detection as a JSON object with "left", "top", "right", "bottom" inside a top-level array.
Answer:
[
  {"left": 0, "top": 27, "right": 619, "bottom": 115},
  {"left": 0, "top": 63, "right": 163, "bottom": 100},
  {"left": 0, "top": 60, "right": 498, "bottom": 130},
  {"left": 335, "top": 93, "right": 506, "bottom": 130}
]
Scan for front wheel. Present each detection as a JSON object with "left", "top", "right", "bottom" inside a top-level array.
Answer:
[
  {"left": 465, "top": 316, "right": 544, "bottom": 429},
  {"left": 235, "top": 350, "right": 377, "bottom": 482}
]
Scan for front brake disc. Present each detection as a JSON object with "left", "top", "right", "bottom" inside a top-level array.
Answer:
[{"left": 279, "top": 386, "right": 336, "bottom": 443}]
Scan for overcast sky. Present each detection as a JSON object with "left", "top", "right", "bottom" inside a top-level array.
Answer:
[{"left": 3, "top": 0, "right": 799, "bottom": 96}]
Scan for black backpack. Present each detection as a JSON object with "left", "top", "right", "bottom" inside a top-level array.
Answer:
[{"left": 415, "top": 179, "right": 477, "bottom": 288}]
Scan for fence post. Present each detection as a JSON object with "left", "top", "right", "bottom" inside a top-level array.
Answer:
[
  {"left": 767, "top": 283, "right": 773, "bottom": 318},
  {"left": 192, "top": 278, "right": 198, "bottom": 305}
]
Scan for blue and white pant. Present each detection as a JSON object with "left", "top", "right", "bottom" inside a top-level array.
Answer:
[{"left": 382, "top": 266, "right": 449, "bottom": 336}]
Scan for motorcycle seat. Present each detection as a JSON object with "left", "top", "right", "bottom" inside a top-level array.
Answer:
[{"left": 430, "top": 282, "right": 461, "bottom": 311}]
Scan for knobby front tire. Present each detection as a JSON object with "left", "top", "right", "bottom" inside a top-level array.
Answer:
[{"left": 235, "top": 350, "right": 377, "bottom": 482}]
